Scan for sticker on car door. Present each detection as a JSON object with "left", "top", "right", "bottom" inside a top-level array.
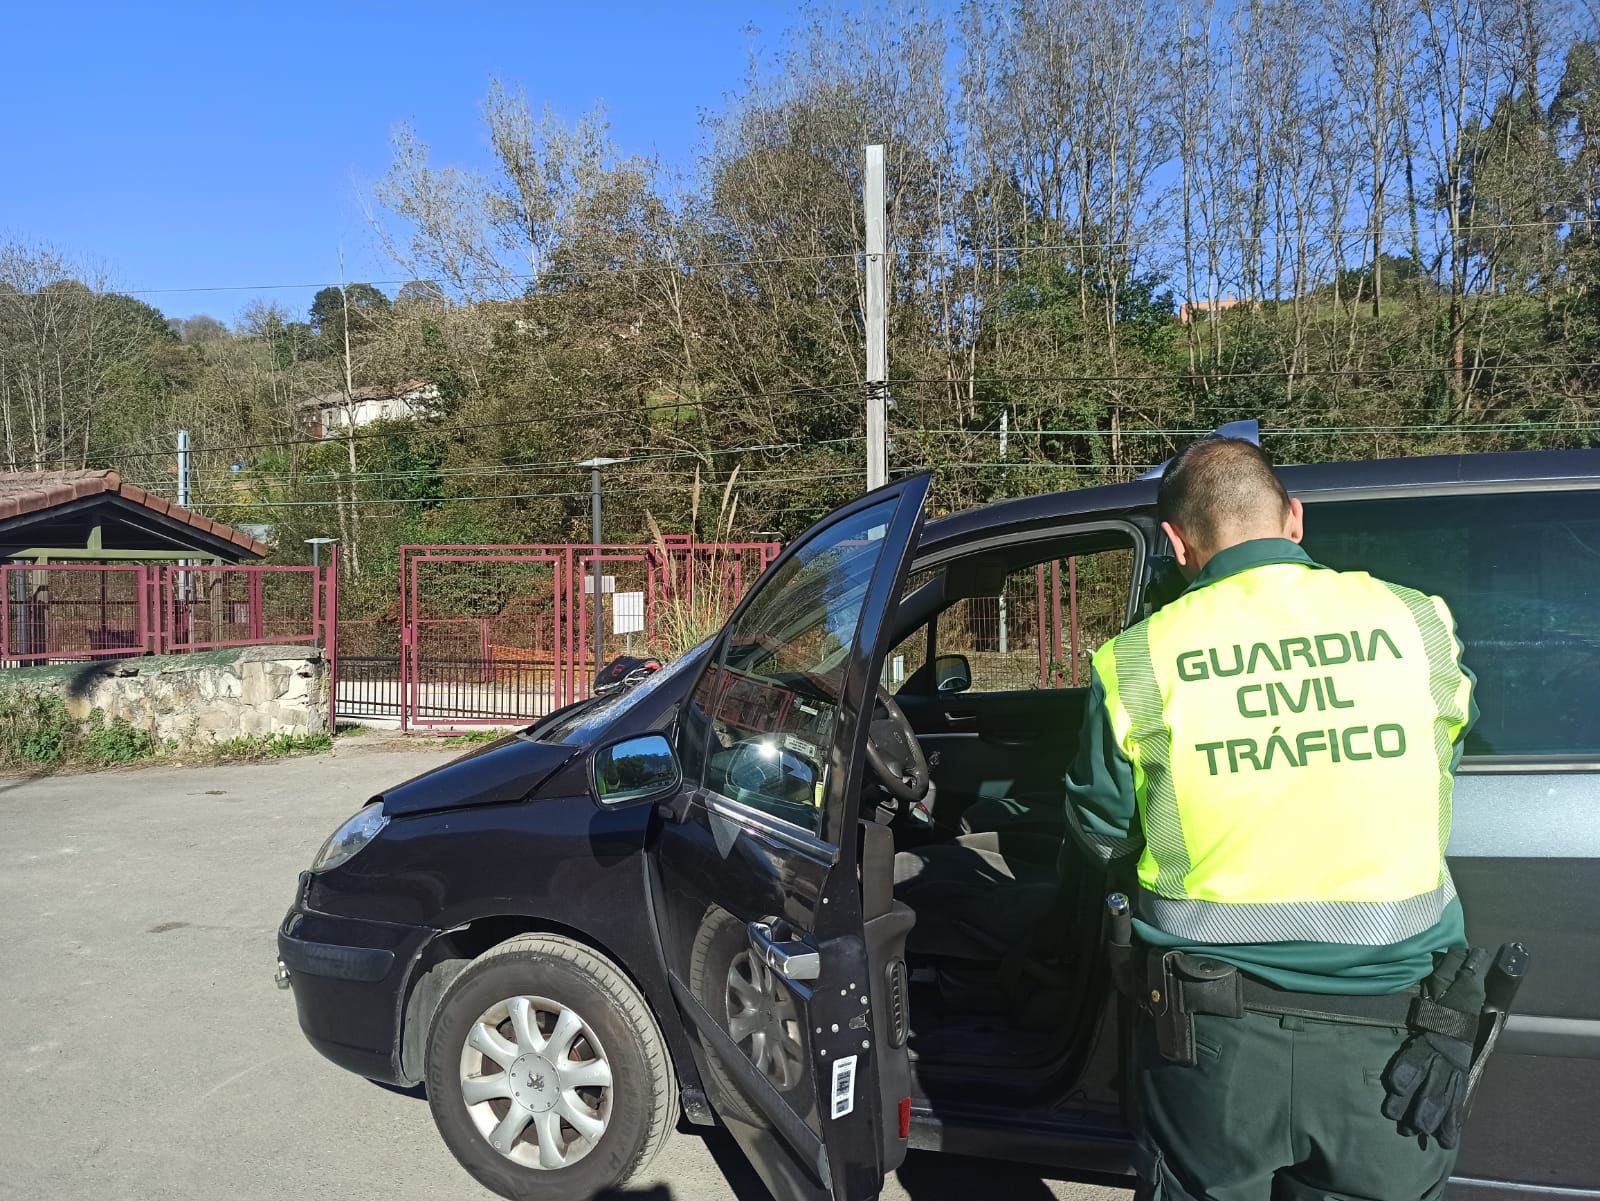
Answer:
[{"left": 830, "top": 1054, "right": 858, "bottom": 1119}]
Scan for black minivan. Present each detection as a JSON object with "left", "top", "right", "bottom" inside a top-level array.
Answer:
[{"left": 279, "top": 448, "right": 1600, "bottom": 1201}]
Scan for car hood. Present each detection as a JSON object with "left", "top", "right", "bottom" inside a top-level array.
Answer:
[{"left": 375, "top": 734, "right": 581, "bottom": 817}]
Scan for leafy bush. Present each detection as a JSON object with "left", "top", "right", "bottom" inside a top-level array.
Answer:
[
  {"left": 0, "top": 688, "right": 331, "bottom": 773},
  {"left": 0, "top": 691, "right": 84, "bottom": 766},
  {"left": 0, "top": 691, "right": 157, "bottom": 769},
  {"left": 81, "top": 710, "right": 158, "bottom": 765}
]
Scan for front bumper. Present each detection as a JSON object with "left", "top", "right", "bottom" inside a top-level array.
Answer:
[{"left": 278, "top": 872, "right": 435, "bottom": 1085}]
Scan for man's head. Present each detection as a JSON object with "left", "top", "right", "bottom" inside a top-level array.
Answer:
[{"left": 1157, "top": 437, "right": 1303, "bottom": 577}]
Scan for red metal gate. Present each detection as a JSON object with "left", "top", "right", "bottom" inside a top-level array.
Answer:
[
  {"left": 396, "top": 540, "right": 778, "bottom": 732},
  {"left": 0, "top": 561, "right": 335, "bottom": 664},
  {"left": 400, "top": 548, "right": 568, "bottom": 730}
]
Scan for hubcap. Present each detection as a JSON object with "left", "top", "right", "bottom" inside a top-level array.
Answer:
[
  {"left": 726, "top": 951, "right": 804, "bottom": 1090},
  {"left": 458, "top": 995, "right": 613, "bottom": 1170}
]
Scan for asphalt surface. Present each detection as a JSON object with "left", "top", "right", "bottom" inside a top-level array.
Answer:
[{"left": 0, "top": 741, "right": 1128, "bottom": 1201}]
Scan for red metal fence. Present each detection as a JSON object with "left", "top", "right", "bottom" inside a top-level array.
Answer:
[
  {"left": 0, "top": 539, "right": 775, "bottom": 739},
  {"left": 379, "top": 538, "right": 779, "bottom": 731},
  {"left": 0, "top": 561, "right": 336, "bottom": 665}
]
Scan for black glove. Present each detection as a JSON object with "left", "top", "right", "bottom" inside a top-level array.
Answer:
[{"left": 1381, "top": 947, "right": 1487, "bottom": 1148}]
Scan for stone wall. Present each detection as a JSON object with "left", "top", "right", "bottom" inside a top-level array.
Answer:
[{"left": 2, "top": 646, "right": 328, "bottom": 743}]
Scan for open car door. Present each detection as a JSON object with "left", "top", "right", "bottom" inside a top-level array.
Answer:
[{"left": 649, "top": 477, "right": 930, "bottom": 1200}]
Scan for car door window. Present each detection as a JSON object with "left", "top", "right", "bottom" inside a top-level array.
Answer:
[
  {"left": 883, "top": 626, "right": 930, "bottom": 690},
  {"left": 1303, "top": 489, "right": 1600, "bottom": 758},
  {"left": 936, "top": 548, "right": 1135, "bottom": 692},
  {"left": 681, "top": 498, "right": 901, "bottom": 838}
]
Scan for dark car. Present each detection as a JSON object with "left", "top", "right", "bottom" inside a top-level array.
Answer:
[{"left": 279, "top": 448, "right": 1600, "bottom": 1201}]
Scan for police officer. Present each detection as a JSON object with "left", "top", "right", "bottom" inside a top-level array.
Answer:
[{"left": 1067, "top": 437, "right": 1480, "bottom": 1200}]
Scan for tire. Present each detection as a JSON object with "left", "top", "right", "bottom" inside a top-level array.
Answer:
[
  {"left": 687, "top": 905, "right": 814, "bottom": 1126},
  {"left": 425, "top": 933, "right": 676, "bottom": 1201}
]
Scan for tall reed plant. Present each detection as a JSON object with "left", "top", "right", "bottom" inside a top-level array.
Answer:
[{"left": 645, "top": 467, "right": 748, "bottom": 659}]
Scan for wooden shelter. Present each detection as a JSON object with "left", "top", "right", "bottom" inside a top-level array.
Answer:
[{"left": 0, "top": 470, "right": 266, "bottom": 565}]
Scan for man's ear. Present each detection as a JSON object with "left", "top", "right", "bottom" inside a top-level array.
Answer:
[
  {"left": 1161, "top": 520, "right": 1191, "bottom": 568},
  {"left": 1285, "top": 497, "right": 1305, "bottom": 544}
]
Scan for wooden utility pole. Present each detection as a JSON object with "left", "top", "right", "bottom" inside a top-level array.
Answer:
[{"left": 864, "top": 144, "right": 888, "bottom": 491}]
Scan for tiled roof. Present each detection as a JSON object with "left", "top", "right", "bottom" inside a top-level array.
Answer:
[{"left": 0, "top": 469, "right": 268, "bottom": 557}]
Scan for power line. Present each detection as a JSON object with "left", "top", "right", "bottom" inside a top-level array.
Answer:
[
  {"left": 71, "top": 384, "right": 865, "bottom": 466},
  {"left": 139, "top": 467, "right": 873, "bottom": 510},
  {"left": 889, "top": 361, "right": 1600, "bottom": 387},
  {"left": 139, "top": 436, "right": 867, "bottom": 488},
  {"left": 903, "top": 420, "right": 1600, "bottom": 438}
]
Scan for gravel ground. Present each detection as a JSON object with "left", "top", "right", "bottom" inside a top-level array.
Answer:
[{"left": 0, "top": 740, "right": 1128, "bottom": 1201}]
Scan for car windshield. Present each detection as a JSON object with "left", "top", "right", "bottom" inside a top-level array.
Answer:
[{"left": 531, "top": 641, "right": 714, "bottom": 747}]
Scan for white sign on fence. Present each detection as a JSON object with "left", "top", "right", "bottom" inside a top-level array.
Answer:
[
  {"left": 581, "top": 574, "right": 617, "bottom": 595},
  {"left": 613, "top": 590, "right": 645, "bottom": 635}
]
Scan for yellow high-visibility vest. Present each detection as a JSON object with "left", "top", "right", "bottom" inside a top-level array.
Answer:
[{"left": 1096, "top": 559, "right": 1472, "bottom": 946}]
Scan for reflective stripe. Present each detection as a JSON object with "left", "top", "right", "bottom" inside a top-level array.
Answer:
[
  {"left": 1382, "top": 581, "right": 1471, "bottom": 864},
  {"left": 1111, "top": 621, "right": 1190, "bottom": 894},
  {"left": 1077, "top": 828, "right": 1141, "bottom": 860},
  {"left": 1137, "top": 874, "right": 1458, "bottom": 947}
]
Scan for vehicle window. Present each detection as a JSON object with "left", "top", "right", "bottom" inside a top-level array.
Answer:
[
  {"left": 681, "top": 498, "right": 901, "bottom": 839},
  {"left": 535, "top": 641, "right": 711, "bottom": 745},
  {"left": 882, "top": 567, "right": 936, "bottom": 690},
  {"left": 936, "top": 548, "right": 1134, "bottom": 692},
  {"left": 1302, "top": 489, "right": 1600, "bottom": 758},
  {"left": 883, "top": 627, "right": 929, "bottom": 691}
]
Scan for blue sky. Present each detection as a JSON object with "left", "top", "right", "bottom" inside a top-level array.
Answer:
[{"left": 1, "top": 2, "right": 794, "bottom": 323}]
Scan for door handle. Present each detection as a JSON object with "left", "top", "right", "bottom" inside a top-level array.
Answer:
[
  {"left": 943, "top": 712, "right": 977, "bottom": 724},
  {"left": 748, "top": 919, "right": 821, "bottom": 982}
]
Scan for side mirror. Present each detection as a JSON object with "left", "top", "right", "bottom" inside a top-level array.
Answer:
[
  {"left": 934, "top": 653, "right": 973, "bottom": 694},
  {"left": 724, "top": 737, "right": 820, "bottom": 807},
  {"left": 1142, "top": 554, "right": 1188, "bottom": 617},
  {"left": 593, "top": 734, "right": 681, "bottom": 804}
]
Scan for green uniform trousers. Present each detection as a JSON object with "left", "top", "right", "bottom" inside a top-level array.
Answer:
[{"left": 1135, "top": 1009, "right": 1457, "bottom": 1201}]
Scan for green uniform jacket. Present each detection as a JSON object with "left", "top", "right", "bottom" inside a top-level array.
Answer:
[{"left": 1066, "top": 537, "right": 1477, "bottom": 994}]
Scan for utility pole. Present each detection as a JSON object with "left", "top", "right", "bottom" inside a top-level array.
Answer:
[
  {"left": 177, "top": 429, "right": 191, "bottom": 509},
  {"left": 864, "top": 143, "right": 888, "bottom": 491},
  {"left": 176, "top": 429, "right": 192, "bottom": 604},
  {"left": 305, "top": 538, "right": 337, "bottom": 649},
  {"left": 578, "top": 457, "right": 628, "bottom": 690}
]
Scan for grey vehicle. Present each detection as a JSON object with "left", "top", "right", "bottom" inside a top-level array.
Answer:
[{"left": 282, "top": 446, "right": 1599, "bottom": 1200}]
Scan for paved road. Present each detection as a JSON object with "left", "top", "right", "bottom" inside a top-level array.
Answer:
[{"left": 0, "top": 743, "right": 1127, "bottom": 1201}]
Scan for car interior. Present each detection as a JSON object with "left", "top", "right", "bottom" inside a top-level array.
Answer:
[
  {"left": 682, "top": 518, "right": 1148, "bottom": 1101},
  {"left": 862, "top": 529, "right": 1145, "bottom": 1091}
]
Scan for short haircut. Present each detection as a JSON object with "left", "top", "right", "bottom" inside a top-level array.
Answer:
[{"left": 1156, "top": 437, "right": 1290, "bottom": 553}]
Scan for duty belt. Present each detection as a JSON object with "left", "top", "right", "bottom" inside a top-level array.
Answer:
[{"left": 1104, "top": 892, "right": 1526, "bottom": 1073}]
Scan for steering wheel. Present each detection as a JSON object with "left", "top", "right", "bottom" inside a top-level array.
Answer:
[{"left": 863, "top": 686, "right": 930, "bottom": 805}]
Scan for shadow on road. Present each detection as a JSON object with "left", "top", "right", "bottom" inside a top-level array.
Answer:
[
  {"left": 368, "top": 1079, "right": 426, "bottom": 1100},
  {"left": 593, "top": 1127, "right": 773, "bottom": 1200},
  {"left": 896, "top": 1150, "right": 1056, "bottom": 1200},
  {"left": 0, "top": 767, "right": 56, "bottom": 795},
  {"left": 896, "top": 1150, "right": 1132, "bottom": 1199}
]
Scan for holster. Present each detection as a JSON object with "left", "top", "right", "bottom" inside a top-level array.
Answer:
[
  {"left": 1466, "top": 942, "right": 1530, "bottom": 1110},
  {"left": 1144, "top": 951, "right": 1244, "bottom": 1067}
]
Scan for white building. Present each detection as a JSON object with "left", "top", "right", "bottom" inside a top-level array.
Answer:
[{"left": 300, "top": 380, "right": 439, "bottom": 438}]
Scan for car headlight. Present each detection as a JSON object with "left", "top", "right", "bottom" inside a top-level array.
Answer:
[{"left": 311, "top": 802, "right": 388, "bottom": 872}]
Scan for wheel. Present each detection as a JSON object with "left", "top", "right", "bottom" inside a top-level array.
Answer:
[
  {"left": 687, "top": 905, "right": 812, "bottom": 1126},
  {"left": 425, "top": 933, "right": 676, "bottom": 1201}
]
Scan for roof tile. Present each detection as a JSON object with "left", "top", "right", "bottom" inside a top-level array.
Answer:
[{"left": 0, "top": 468, "right": 265, "bottom": 559}]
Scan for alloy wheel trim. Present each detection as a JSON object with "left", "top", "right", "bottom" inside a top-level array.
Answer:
[{"left": 457, "top": 993, "right": 615, "bottom": 1170}]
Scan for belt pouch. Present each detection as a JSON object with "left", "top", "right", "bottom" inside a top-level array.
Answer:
[{"left": 1147, "top": 952, "right": 1197, "bottom": 1066}]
